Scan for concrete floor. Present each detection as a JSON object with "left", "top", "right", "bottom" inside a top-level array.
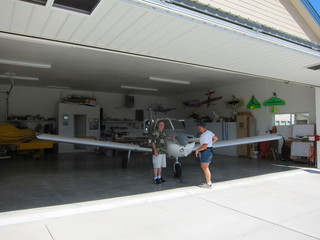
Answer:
[
  {"left": 0, "top": 151, "right": 312, "bottom": 212},
  {"left": 0, "top": 151, "right": 319, "bottom": 240}
]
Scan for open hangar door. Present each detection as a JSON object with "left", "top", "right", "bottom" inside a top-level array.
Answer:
[{"left": 0, "top": 0, "right": 319, "bottom": 211}]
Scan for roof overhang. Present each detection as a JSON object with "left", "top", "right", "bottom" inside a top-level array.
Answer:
[{"left": 0, "top": 0, "right": 319, "bottom": 95}]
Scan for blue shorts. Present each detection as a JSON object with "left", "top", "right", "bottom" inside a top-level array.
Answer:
[{"left": 199, "top": 149, "right": 214, "bottom": 163}]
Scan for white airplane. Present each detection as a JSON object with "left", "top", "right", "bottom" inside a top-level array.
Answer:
[{"left": 37, "top": 118, "right": 282, "bottom": 178}]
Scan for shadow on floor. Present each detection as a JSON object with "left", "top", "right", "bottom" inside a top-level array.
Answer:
[{"left": 0, "top": 151, "right": 313, "bottom": 212}]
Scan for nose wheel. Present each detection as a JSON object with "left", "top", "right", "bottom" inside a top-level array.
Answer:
[{"left": 174, "top": 158, "right": 182, "bottom": 178}]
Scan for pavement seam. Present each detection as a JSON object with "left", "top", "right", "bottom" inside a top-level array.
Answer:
[
  {"left": 45, "top": 224, "right": 55, "bottom": 240},
  {"left": 197, "top": 196, "right": 320, "bottom": 240}
]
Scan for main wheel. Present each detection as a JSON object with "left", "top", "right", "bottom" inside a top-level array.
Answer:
[
  {"left": 174, "top": 163, "right": 182, "bottom": 178},
  {"left": 122, "top": 157, "right": 128, "bottom": 169}
]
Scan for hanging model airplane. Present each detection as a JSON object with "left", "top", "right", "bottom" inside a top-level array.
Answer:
[
  {"left": 182, "top": 90, "right": 223, "bottom": 108},
  {"left": 151, "top": 103, "right": 176, "bottom": 114},
  {"left": 37, "top": 118, "right": 282, "bottom": 178}
]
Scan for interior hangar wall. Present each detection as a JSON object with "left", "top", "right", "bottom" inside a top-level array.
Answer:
[
  {"left": 168, "top": 79, "right": 316, "bottom": 139},
  {"left": 1, "top": 85, "right": 167, "bottom": 122}
]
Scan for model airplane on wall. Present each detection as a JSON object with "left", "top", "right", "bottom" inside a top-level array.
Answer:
[
  {"left": 37, "top": 118, "right": 282, "bottom": 178},
  {"left": 182, "top": 90, "right": 223, "bottom": 108}
]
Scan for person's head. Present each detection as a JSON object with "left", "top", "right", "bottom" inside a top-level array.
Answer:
[
  {"left": 197, "top": 121, "right": 207, "bottom": 133},
  {"left": 156, "top": 120, "right": 165, "bottom": 131}
]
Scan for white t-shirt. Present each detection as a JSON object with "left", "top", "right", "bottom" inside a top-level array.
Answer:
[{"left": 200, "top": 130, "right": 215, "bottom": 147}]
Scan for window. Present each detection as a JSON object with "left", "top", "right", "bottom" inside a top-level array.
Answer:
[
  {"left": 274, "top": 113, "right": 309, "bottom": 126},
  {"left": 19, "top": 0, "right": 47, "bottom": 6},
  {"left": 53, "top": 0, "right": 100, "bottom": 15}
]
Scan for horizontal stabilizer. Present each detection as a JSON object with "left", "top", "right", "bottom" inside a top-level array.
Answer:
[{"left": 37, "top": 134, "right": 152, "bottom": 153}]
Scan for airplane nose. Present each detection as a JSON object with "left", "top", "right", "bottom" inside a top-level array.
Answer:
[{"left": 176, "top": 134, "right": 189, "bottom": 146}]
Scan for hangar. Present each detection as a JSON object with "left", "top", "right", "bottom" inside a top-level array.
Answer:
[{"left": 0, "top": 0, "right": 320, "bottom": 216}]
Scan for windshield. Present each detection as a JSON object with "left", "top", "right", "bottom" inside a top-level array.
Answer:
[{"left": 170, "top": 119, "right": 184, "bottom": 130}]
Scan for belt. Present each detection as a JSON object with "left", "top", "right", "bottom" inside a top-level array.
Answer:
[{"left": 206, "top": 147, "right": 213, "bottom": 149}]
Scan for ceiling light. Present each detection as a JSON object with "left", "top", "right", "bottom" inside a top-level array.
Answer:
[
  {"left": 47, "top": 85, "right": 71, "bottom": 89},
  {"left": 149, "top": 77, "right": 190, "bottom": 85},
  {"left": 121, "top": 85, "right": 158, "bottom": 92},
  {"left": 0, "top": 74, "right": 39, "bottom": 81},
  {"left": 0, "top": 59, "right": 51, "bottom": 69}
]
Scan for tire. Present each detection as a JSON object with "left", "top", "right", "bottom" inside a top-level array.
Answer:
[
  {"left": 122, "top": 157, "right": 128, "bottom": 169},
  {"left": 174, "top": 163, "right": 182, "bottom": 178}
]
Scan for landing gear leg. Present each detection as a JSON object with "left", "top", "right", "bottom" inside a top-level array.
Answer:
[
  {"left": 174, "top": 158, "right": 182, "bottom": 178},
  {"left": 122, "top": 150, "right": 131, "bottom": 169}
]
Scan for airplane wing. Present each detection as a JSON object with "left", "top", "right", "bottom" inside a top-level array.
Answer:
[
  {"left": 37, "top": 134, "right": 152, "bottom": 153},
  {"left": 192, "top": 134, "right": 282, "bottom": 150}
]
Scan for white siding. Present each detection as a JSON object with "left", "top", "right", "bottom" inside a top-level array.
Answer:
[{"left": 197, "top": 0, "right": 320, "bottom": 43}]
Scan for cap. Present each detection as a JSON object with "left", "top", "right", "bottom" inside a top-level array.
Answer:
[{"left": 197, "top": 121, "right": 206, "bottom": 128}]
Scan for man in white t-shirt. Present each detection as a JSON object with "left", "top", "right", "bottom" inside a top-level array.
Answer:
[{"left": 195, "top": 122, "right": 218, "bottom": 188}]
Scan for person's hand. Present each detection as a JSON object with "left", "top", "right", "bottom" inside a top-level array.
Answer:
[
  {"left": 154, "top": 151, "right": 159, "bottom": 157},
  {"left": 195, "top": 150, "right": 199, "bottom": 158}
]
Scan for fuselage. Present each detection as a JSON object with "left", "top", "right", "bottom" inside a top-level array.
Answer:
[{"left": 153, "top": 118, "right": 195, "bottom": 158}]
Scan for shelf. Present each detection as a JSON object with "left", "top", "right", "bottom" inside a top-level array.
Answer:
[
  {"left": 7, "top": 120, "right": 56, "bottom": 123},
  {"left": 104, "top": 121, "right": 141, "bottom": 124}
]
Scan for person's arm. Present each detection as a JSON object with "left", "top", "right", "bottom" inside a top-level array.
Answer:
[
  {"left": 196, "top": 144, "right": 208, "bottom": 157},
  {"left": 151, "top": 142, "right": 158, "bottom": 156},
  {"left": 167, "top": 136, "right": 175, "bottom": 140},
  {"left": 212, "top": 135, "right": 218, "bottom": 143}
]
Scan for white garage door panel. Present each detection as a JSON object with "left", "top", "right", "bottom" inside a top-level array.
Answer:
[
  {"left": 107, "top": 11, "right": 160, "bottom": 50},
  {"left": 42, "top": 11, "right": 69, "bottom": 38},
  {"left": 82, "top": 4, "right": 132, "bottom": 45},
  {"left": 96, "top": 7, "right": 148, "bottom": 47},
  {"left": 68, "top": 2, "right": 119, "bottom": 43},
  {"left": 11, "top": 2, "right": 34, "bottom": 34},
  {"left": 146, "top": 24, "right": 197, "bottom": 56},
  {"left": 56, "top": 15, "right": 86, "bottom": 41},
  {"left": 26, "top": 7, "right": 54, "bottom": 36},
  {"left": 0, "top": 0, "right": 15, "bottom": 31},
  {"left": 123, "top": 14, "right": 174, "bottom": 52}
]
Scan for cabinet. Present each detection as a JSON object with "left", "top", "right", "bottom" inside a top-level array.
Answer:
[{"left": 290, "top": 124, "right": 315, "bottom": 164}]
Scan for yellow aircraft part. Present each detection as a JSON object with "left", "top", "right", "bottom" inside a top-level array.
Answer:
[{"left": 0, "top": 123, "right": 55, "bottom": 150}]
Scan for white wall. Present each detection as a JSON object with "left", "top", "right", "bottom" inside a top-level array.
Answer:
[
  {"left": 168, "top": 79, "right": 316, "bottom": 140},
  {"left": 1, "top": 85, "right": 167, "bottom": 121}
]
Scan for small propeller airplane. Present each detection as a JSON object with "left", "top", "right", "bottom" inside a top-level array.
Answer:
[
  {"left": 37, "top": 118, "right": 282, "bottom": 178},
  {"left": 182, "top": 90, "right": 223, "bottom": 108}
]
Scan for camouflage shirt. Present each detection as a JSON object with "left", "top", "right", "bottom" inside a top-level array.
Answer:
[{"left": 151, "top": 130, "right": 167, "bottom": 155}]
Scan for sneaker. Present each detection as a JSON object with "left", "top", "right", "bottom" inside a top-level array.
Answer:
[
  {"left": 153, "top": 179, "right": 161, "bottom": 184},
  {"left": 159, "top": 177, "right": 166, "bottom": 183},
  {"left": 199, "top": 183, "right": 212, "bottom": 189}
]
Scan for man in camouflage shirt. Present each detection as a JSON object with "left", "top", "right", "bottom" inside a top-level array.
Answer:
[{"left": 151, "top": 120, "right": 169, "bottom": 184}]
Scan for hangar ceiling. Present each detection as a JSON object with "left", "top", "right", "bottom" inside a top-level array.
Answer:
[{"left": 0, "top": 0, "right": 319, "bottom": 96}]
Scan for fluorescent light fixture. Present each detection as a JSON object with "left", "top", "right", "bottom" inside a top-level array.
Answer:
[
  {"left": 0, "top": 59, "right": 51, "bottom": 69},
  {"left": 47, "top": 85, "right": 71, "bottom": 89},
  {"left": 121, "top": 85, "right": 158, "bottom": 91},
  {"left": 149, "top": 77, "right": 190, "bottom": 85},
  {"left": 0, "top": 74, "right": 39, "bottom": 81}
]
